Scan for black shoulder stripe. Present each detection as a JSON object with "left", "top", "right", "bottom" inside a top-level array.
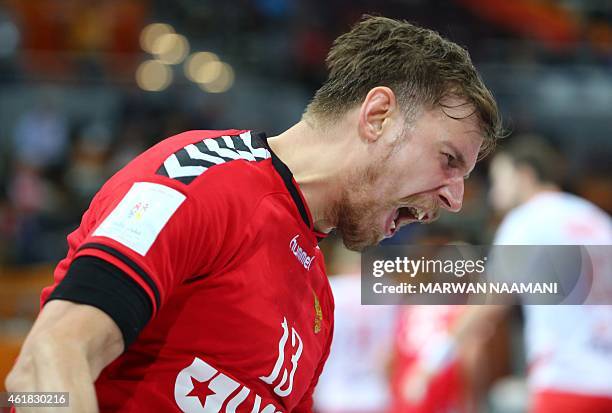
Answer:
[
  {"left": 157, "top": 163, "right": 169, "bottom": 177},
  {"left": 248, "top": 133, "right": 268, "bottom": 150},
  {"left": 215, "top": 138, "right": 230, "bottom": 149},
  {"left": 230, "top": 135, "right": 251, "bottom": 153},
  {"left": 77, "top": 242, "right": 161, "bottom": 311},
  {"left": 175, "top": 147, "right": 219, "bottom": 168},
  {"left": 193, "top": 141, "right": 236, "bottom": 163},
  {"left": 156, "top": 132, "right": 271, "bottom": 184}
]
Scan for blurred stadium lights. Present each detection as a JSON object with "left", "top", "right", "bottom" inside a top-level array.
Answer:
[
  {"left": 195, "top": 60, "right": 223, "bottom": 84},
  {"left": 135, "top": 59, "right": 173, "bottom": 92},
  {"left": 197, "top": 62, "right": 235, "bottom": 93},
  {"left": 151, "top": 33, "right": 189, "bottom": 65},
  {"left": 139, "top": 22, "right": 175, "bottom": 54},
  {"left": 184, "top": 51, "right": 235, "bottom": 93},
  {"left": 184, "top": 51, "right": 220, "bottom": 82}
]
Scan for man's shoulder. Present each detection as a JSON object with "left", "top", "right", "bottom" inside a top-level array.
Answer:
[
  {"left": 82, "top": 129, "right": 284, "bottom": 241},
  {"left": 104, "top": 129, "right": 275, "bottom": 195},
  {"left": 157, "top": 129, "right": 270, "bottom": 180},
  {"left": 495, "top": 191, "right": 611, "bottom": 244},
  {"left": 509, "top": 192, "right": 608, "bottom": 229}
]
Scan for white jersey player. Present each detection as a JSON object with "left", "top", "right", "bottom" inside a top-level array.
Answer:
[
  {"left": 489, "top": 137, "right": 612, "bottom": 413},
  {"left": 314, "top": 272, "right": 397, "bottom": 413}
]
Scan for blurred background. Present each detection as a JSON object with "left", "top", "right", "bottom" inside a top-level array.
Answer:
[{"left": 0, "top": 0, "right": 610, "bottom": 412}]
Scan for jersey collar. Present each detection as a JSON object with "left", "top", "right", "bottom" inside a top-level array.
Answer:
[{"left": 253, "top": 131, "right": 317, "bottom": 231}]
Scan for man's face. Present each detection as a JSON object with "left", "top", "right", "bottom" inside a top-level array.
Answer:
[
  {"left": 337, "top": 99, "right": 483, "bottom": 251},
  {"left": 489, "top": 154, "right": 522, "bottom": 213}
]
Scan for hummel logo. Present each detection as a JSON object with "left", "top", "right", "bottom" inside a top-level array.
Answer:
[{"left": 289, "top": 235, "right": 315, "bottom": 271}]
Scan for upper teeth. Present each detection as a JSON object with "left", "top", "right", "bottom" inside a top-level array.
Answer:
[{"left": 416, "top": 208, "right": 426, "bottom": 220}]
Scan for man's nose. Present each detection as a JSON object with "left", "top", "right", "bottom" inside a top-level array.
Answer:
[{"left": 438, "top": 177, "right": 464, "bottom": 213}]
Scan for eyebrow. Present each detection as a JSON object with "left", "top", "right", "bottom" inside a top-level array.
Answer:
[{"left": 444, "top": 141, "right": 471, "bottom": 179}]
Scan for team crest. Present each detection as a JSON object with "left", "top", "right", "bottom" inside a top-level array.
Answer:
[{"left": 128, "top": 201, "right": 150, "bottom": 220}]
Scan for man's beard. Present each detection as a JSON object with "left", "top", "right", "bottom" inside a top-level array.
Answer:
[
  {"left": 336, "top": 194, "right": 391, "bottom": 252},
  {"left": 334, "top": 160, "right": 395, "bottom": 252},
  {"left": 333, "top": 131, "right": 409, "bottom": 251},
  {"left": 336, "top": 188, "right": 435, "bottom": 251}
]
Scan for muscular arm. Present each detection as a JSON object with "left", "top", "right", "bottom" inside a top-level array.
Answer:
[
  {"left": 5, "top": 300, "right": 124, "bottom": 413},
  {"left": 5, "top": 254, "right": 155, "bottom": 412}
]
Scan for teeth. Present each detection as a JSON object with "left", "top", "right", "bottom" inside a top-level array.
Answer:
[
  {"left": 417, "top": 208, "right": 426, "bottom": 220},
  {"left": 390, "top": 220, "right": 396, "bottom": 230}
]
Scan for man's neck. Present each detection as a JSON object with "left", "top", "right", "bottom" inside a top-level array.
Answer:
[{"left": 267, "top": 119, "right": 353, "bottom": 233}]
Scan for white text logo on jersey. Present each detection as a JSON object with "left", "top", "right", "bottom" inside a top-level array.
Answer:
[
  {"left": 174, "top": 317, "right": 303, "bottom": 413},
  {"left": 175, "top": 357, "right": 283, "bottom": 413},
  {"left": 289, "top": 235, "right": 315, "bottom": 271}
]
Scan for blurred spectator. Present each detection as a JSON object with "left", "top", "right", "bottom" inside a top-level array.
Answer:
[
  {"left": 5, "top": 97, "right": 69, "bottom": 264},
  {"left": 8, "top": 163, "right": 48, "bottom": 215},
  {"left": 64, "top": 122, "right": 113, "bottom": 208},
  {"left": 12, "top": 99, "right": 68, "bottom": 170}
]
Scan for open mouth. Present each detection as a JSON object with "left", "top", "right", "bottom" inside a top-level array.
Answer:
[
  {"left": 399, "top": 206, "right": 429, "bottom": 222},
  {"left": 387, "top": 206, "right": 433, "bottom": 235}
]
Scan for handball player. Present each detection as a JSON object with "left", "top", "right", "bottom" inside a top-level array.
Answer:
[
  {"left": 406, "top": 137, "right": 612, "bottom": 413},
  {"left": 489, "top": 137, "right": 612, "bottom": 413},
  {"left": 6, "top": 15, "right": 501, "bottom": 413}
]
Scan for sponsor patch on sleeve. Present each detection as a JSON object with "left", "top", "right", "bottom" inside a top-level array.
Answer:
[{"left": 93, "top": 182, "right": 186, "bottom": 256}]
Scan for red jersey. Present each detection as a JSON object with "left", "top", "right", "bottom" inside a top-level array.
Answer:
[
  {"left": 389, "top": 306, "right": 466, "bottom": 413},
  {"left": 39, "top": 130, "right": 334, "bottom": 413}
]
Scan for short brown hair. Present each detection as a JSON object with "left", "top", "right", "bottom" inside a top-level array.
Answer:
[
  {"left": 305, "top": 15, "right": 502, "bottom": 157},
  {"left": 501, "top": 135, "right": 565, "bottom": 185}
]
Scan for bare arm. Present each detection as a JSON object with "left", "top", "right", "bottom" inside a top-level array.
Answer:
[
  {"left": 452, "top": 304, "right": 510, "bottom": 343},
  {"left": 399, "top": 305, "right": 511, "bottom": 403},
  {"left": 5, "top": 300, "right": 124, "bottom": 413}
]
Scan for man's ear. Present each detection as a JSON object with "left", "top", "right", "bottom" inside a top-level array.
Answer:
[{"left": 358, "top": 86, "right": 397, "bottom": 143}]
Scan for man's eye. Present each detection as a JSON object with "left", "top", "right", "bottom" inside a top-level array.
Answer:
[{"left": 443, "top": 153, "right": 455, "bottom": 165}]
